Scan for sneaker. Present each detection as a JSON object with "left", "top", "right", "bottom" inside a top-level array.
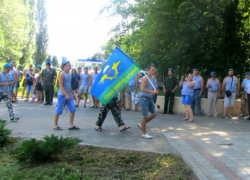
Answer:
[
  {"left": 90, "top": 106, "right": 95, "bottom": 108},
  {"left": 238, "top": 113, "right": 244, "bottom": 117},
  {"left": 221, "top": 116, "right": 226, "bottom": 119},
  {"left": 94, "top": 106, "right": 98, "bottom": 108},
  {"left": 10, "top": 117, "right": 20, "bottom": 122},
  {"left": 142, "top": 134, "right": 153, "bottom": 139},
  {"left": 138, "top": 123, "right": 142, "bottom": 130}
]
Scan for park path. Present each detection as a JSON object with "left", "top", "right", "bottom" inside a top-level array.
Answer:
[{"left": 1, "top": 99, "right": 250, "bottom": 180}]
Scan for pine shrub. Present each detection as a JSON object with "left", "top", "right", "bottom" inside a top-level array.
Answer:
[
  {"left": 17, "top": 134, "right": 81, "bottom": 162},
  {"left": 0, "top": 120, "right": 11, "bottom": 147}
]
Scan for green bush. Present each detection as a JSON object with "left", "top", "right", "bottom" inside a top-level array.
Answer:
[
  {"left": 17, "top": 134, "right": 81, "bottom": 162},
  {"left": 0, "top": 120, "right": 11, "bottom": 147}
]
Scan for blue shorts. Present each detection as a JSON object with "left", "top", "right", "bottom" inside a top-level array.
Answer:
[
  {"left": 9, "top": 85, "right": 15, "bottom": 93},
  {"left": 182, "top": 95, "right": 192, "bottom": 105},
  {"left": 56, "top": 95, "right": 75, "bottom": 114},
  {"left": 15, "top": 82, "right": 20, "bottom": 88},
  {"left": 139, "top": 96, "right": 156, "bottom": 117}
]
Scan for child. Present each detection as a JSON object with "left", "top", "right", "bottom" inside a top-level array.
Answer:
[{"left": 54, "top": 61, "right": 79, "bottom": 130}]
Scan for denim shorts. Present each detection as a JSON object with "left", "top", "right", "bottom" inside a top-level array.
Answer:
[
  {"left": 79, "top": 86, "right": 88, "bottom": 93},
  {"left": 26, "top": 85, "right": 33, "bottom": 95},
  {"left": 127, "top": 86, "right": 136, "bottom": 96},
  {"left": 15, "top": 82, "right": 20, "bottom": 88},
  {"left": 56, "top": 95, "right": 75, "bottom": 114},
  {"left": 139, "top": 96, "right": 156, "bottom": 117},
  {"left": 224, "top": 93, "right": 236, "bottom": 107},
  {"left": 9, "top": 84, "right": 15, "bottom": 93},
  {"left": 182, "top": 95, "right": 192, "bottom": 105}
]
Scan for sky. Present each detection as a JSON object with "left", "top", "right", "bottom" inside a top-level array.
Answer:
[{"left": 46, "top": 0, "right": 121, "bottom": 62}]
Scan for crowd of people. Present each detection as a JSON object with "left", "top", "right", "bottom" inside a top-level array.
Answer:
[{"left": 1, "top": 59, "right": 250, "bottom": 139}]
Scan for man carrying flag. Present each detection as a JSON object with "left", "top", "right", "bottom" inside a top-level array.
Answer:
[
  {"left": 91, "top": 47, "right": 139, "bottom": 132},
  {"left": 138, "top": 63, "right": 158, "bottom": 139}
]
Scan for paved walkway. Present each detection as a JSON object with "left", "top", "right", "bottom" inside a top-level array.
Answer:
[{"left": 1, "top": 99, "right": 250, "bottom": 180}]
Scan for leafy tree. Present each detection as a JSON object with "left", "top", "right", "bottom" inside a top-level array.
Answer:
[
  {"left": 0, "top": 0, "right": 31, "bottom": 62},
  {"left": 19, "top": 0, "right": 36, "bottom": 66},
  {"left": 34, "top": 0, "right": 48, "bottom": 68},
  {"left": 97, "top": 0, "right": 250, "bottom": 82}
]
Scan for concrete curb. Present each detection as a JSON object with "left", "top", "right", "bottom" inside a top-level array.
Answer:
[{"left": 162, "top": 132, "right": 211, "bottom": 180}]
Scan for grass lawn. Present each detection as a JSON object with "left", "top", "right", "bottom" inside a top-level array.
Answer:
[{"left": 0, "top": 138, "right": 198, "bottom": 180}]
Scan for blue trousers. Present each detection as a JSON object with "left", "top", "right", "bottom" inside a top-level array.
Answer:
[{"left": 191, "top": 89, "right": 201, "bottom": 115}]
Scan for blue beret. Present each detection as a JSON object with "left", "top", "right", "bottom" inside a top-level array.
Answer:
[
  {"left": 169, "top": 68, "right": 174, "bottom": 73},
  {"left": 93, "top": 66, "right": 98, "bottom": 69},
  {"left": 62, "top": 61, "right": 69, "bottom": 67},
  {"left": 84, "top": 66, "right": 88, "bottom": 69},
  {"left": 45, "top": 59, "right": 51, "bottom": 64},
  {"left": 10, "top": 60, "right": 15, "bottom": 63},
  {"left": 18, "top": 64, "right": 23, "bottom": 68},
  {"left": 3, "top": 64, "right": 11, "bottom": 68},
  {"left": 210, "top": 71, "right": 216, "bottom": 75},
  {"left": 37, "top": 64, "right": 42, "bottom": 69},
  {"left": 228, "top": 68, "right": 234, "bottom": 72},
  {"left": 146, "top": 63, "right": 156, "bottom": 70},
  {"left": 247, "top": 72, "right": 250, "bottom": 75},
  {"left": 193, "top": 68, "right": 199, "bottom": 71}
]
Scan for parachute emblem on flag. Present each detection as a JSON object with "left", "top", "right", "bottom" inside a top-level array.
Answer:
[{"left": 99, "top": 61, "right": 121, "bottom": 84}]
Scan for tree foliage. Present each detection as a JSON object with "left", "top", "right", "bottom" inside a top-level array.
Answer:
[
  {"left": 0, "top": 0, "right": 35, "bottom": 63},
  {"left": 97, "top": 0, "right": 250, "bottom": 80},
  {"left": 34, "top": 0, "right": 48, "bottom": 68}
]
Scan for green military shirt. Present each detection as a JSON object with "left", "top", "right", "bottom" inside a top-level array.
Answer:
[
  {"left": 164, "top": 76, "right": 178, "bottom": 92},
  {"left": 41, "top": 68, "right": 57, "bottom": 86}
]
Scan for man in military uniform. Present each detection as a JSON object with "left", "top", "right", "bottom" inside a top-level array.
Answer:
[
  {"left": 41, "top": 59, "right": 57, "bottom": 105},
  {"left": 163, "top": 68, "right": 178, "bottom": 115}
]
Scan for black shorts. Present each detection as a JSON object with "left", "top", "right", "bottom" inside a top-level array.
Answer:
[{"left": 36, "top": 82, "right": 43, "bottom": 91}]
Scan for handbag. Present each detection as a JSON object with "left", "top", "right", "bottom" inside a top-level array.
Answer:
[{"left": 225, "top": 77, "right": 234, "bottom": 97}]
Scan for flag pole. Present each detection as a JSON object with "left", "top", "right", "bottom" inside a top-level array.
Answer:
[{"left": 142, "top": 72, "right": 156, "bottom": 90}]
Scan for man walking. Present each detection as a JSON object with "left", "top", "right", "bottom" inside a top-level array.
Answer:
[
  {"left": 41, "top": 59, "right": 57, "bottom": 105},
  {"left": 239, "top": 72, "right": 249, "bottom": 117},
  {"left": 0, "top": 64, "right": 19, "bottom": 121},
  {"left": 221, "top": 68, "right": 240, "bottom": 119},
  {"left": 206, "top": 72, "right": 220, "bottom": 117},
  {"left": 138, "top": 63, "right": 158, "bottom": 139},
  {"left": 54, "top": 61, "right": 79, "bottom": 130},
  {"left": 163, "top": 68, "right": 178, "bottom": 114},
  {"left": 95, "top": 94, "right": 131, "bottom": 132},
  {"left": 191, "top": 68, "right": 204, "bottom": 116}
]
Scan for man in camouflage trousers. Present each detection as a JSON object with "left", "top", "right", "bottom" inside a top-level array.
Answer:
[
  {"left": 95, "top": 95, "right": 131, "bottom": 132},
  {"left": 0, "top": 64, "right": 19, "bottom": 121}
]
